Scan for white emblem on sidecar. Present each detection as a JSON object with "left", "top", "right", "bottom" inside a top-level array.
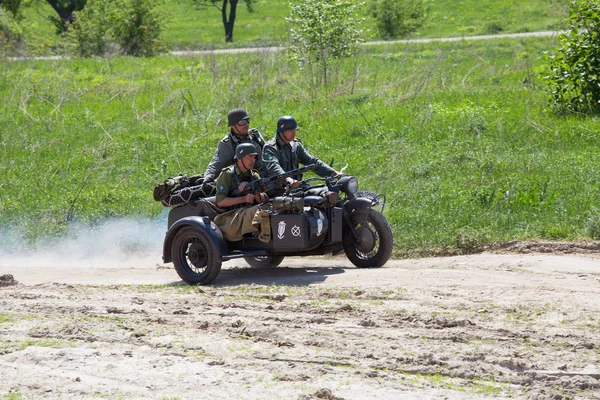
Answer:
[
  {"left": 317, "top": 219, "right": 323, "bottom": 236},
  {"left": 291, "top": 225, "right": 301, "bottom": 237},
  {"left": 278, "top": 221, "right": 286, "bottom": 239}
]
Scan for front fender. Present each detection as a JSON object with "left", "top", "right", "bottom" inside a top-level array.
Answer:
[
  {"left": 344, "top": 197, "right": 373, "bottom": 216},
  {"left": 163, "top": 216, "right": 227, "bottom": 264}
]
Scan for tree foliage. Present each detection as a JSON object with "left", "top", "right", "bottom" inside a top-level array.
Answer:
[
  {"left": 287, "top": 0, "right": 364, "bottom": 86},
  {"left": 66, "top": 0, "right": 164, "bottom": 57},
  {"left": 192, "top": 0, "right": 255, "bottom": 42},
  {"left": 369, "top": 0, "right": 427, "bottom": 40},
  {"left": 0, "top": 0, "right": 23, "bottom": 18},
  {"left": 545, "top": 0, "right": 600, "bottom": 114}
]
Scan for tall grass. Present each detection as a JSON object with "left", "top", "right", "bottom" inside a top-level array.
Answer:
[{"left": 2, "top": 36, "right": 599, "bottom": 253}]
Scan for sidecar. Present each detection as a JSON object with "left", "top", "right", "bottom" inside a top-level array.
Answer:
[{"left": 162, "top": 176, "right": 393, "bottom": 285}]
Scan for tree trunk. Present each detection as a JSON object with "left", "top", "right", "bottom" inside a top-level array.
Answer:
[
  {"left": 45, "top": 0, "right": 77, "bottom": 31},
  {"left": 221, "top": 0, "right": 238, "bottom": 42}
]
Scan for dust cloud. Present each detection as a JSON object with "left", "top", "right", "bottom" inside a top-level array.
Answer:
[{"left": 0, "top": 214, "right": 168, "bottom": 269}]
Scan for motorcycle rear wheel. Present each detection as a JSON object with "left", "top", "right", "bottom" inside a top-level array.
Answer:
[
  {"left": 172, "top": 226, "right": 222, "bottom": 285},
  {"left": 244, "top": 255, "right": 285, "bottom": 269},
  {"left": 343, "top": 210, "right": 393, "bottom": 268}
]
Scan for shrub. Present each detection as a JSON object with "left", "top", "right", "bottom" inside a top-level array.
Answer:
[
  {"left": 0, "top": 5, "right": 24, "bottom": 56},
  {"left": 545, "top": 0, "right": 600, "bottom": 114},
  {"left": 67, "top": 0, "right": 164, "bottom": 57},
  {"left": 0, "top": 0, "right": 22, "bottom": 19},
  {"left": 65, "top": 0, "right": 114, "bottom": 57},
  {"left": 369, "top": 0, "right": 427, "bottom": 40},
  {"left": 112, "top": 0, "right": 165, "bottom": 57}
]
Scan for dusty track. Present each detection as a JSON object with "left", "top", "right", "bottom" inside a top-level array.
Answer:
[{"left": 1, "top": 252, "right": 599, "bottom": 399}]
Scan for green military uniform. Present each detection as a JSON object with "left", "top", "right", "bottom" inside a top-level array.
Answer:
[
  {"left": 213, "top": 164, "right": 270, "bottom": 243},
  {"left": 262, "top": 134, "right": 335, "bottom": 180},
  {"left": 204, "top": 129, "right": 266, "bottom": 182},
  {"left": 214, "top": 164, "right": 261, "bottom": 205}
]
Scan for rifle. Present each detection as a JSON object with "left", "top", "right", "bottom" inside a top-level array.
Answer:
[{"left": 235, "top": 164, "right": 317, "bottom": 196}]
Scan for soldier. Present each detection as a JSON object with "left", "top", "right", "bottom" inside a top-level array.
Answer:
[
  {"left": 213, "top": 143, "right": 271, "bottom": 243},
  {"left": 203, "top": 108, "right": 267, "bottom": 183},
  {"left": 262, "top": 116, "right": 341, "bottom": 189}
]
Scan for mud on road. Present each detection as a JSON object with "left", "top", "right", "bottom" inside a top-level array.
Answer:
[{"left": 1, "top": 249, "right": 600, "bottom": 399}]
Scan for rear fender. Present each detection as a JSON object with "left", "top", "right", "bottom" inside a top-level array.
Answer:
[{"left": 163, "top": 216, "right": 227, "bottom": 263}]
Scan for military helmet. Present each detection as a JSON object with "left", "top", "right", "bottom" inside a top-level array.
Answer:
[
  {"left": 234, "top": 143, "right": 258, "bottom": 159},
  {"left": 228, "top": 108, "right": 250, "bottom": 127},
  {"left": 276, "top": 116, "right": 298, "bottom": 133}
]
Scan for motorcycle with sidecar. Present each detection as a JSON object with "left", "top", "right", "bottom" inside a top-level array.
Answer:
[{"left": 161, "top": 165, "right": 394, "bottom": 285}]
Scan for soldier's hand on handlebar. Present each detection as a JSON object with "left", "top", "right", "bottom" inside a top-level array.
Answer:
[
  {"left": 244, "top": 193, "right": 255, "bottom": 204},
  {"left": 286, "top": 177, "right": 300, "bottom": 189}
]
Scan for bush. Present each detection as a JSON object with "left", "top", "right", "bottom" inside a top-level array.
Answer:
[
  {"left": 113, "top": 0, "right": 165, "bottom": 57},
  {"left": 67, "top": 0, "right": 164, "bottom": 57},
  {"left": 0, "top": 0, "right": 22, "bottom": 19},
  {"left": 545, "top": 0, "right": 600, "bottom": 114},
  {"left": 0, "top": 5, "right": 24, "bottom": 56},
  {"left": 369, "top": 0, "right": 427, "bottom": 40},
  {"left": 65, "top": 0, "right": 114, "bottom": 57}
]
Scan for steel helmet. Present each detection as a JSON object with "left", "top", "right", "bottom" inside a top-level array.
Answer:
[
  {"left": 234, "top": 143, "right": 258, "bottom": 159},
  {"left": 228, "top": 108, "right": 250, "bottom": 127},
  {"left": 276, "top": 116, "right": 298, "bottom": 133}
]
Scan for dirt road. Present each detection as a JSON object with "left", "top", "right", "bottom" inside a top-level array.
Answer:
[{"left": 1, "top": 251, "right": 599, "bottom": 399}]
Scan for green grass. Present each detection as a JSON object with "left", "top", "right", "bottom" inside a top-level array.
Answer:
[
  {"left": 14, "top": 0, "right": 568, "bottom": 55},
  {"left": 2, "top": 35, "right": 600, "bottom": 252}
]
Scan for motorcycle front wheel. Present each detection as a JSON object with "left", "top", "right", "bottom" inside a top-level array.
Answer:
[{"left": 343, "top": 209, "right": 393, "bottom": 268}]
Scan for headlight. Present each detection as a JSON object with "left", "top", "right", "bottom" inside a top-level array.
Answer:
[
  {"left": 347, "top": 177, "right": 358, "bottom": 194},
  {"left": 339, "top": 176, "right": 359, "bottom": 194}
]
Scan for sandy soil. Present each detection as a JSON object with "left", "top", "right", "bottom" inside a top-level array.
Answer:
[{"left": 1, "top": 245, "right": 600, "bottom": 399}]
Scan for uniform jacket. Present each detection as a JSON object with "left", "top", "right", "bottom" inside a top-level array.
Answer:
[
  {"left": 214, "top": 164, "right": 261, "bottom": 205},
  {"left": 262, "top": 133, "right": 335, "bottom": 180},
  {"left": 203, "top": 128, "right": 266, "bottom": 182}
]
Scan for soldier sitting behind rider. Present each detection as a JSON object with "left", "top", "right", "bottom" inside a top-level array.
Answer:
[
  {"left": 262, "top": 116, "right": 341, "bottom": 190},
  {"left": 203, "top": 108, "right": 267, "bottom": 183},
  {"left": 213, "top": 143, "right": 271, "bottom": 243}
]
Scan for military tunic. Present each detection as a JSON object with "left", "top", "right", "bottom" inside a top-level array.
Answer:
[
  {"left": 262, "top": 134, "right": 335, "bottom": 180},
  {"left": 203, "top": 128, "right": 266, "bottom": 182},
  {"left": 213, "top": 164, "right": 270, "bottom": 243},
  {"left": 215, "top": 164, "right": 261, "bottom": 205}
]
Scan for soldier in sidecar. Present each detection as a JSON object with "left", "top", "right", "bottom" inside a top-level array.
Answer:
[{"left": 161, "top": 147, "right": 394, "bottom": 285}]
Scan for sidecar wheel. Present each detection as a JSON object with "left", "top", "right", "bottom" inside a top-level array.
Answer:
[
  {"left": 343, "top": 210, "right": 393, "bottom": 268},
  {"left": 172, "top": 226, "right": 222, "bottom": 285},
  {"left": 244, "top": 255, "right": 285, "bottom": 269}
]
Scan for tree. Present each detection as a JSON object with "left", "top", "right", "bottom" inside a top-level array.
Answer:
[
  {"left": 545, "top": 0, "right": 600, "bottom": 114},
  {"left": 192, "top": 0, "right": 254, "bottom": 42},
  {"left": 370, "top": 0, "right": 427, "bottom": 40},
  {"left": 287, "top": 0, "right": 364, "bottom": 86},
  {"left": 45, "top": 0, "right": 87, "bottom": 31}
]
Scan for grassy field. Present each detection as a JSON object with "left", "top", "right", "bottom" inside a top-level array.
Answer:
[
  {"left": 2, "top": 33, "right": 600, "bottom": 253},
  {"left": 16, "top": 0, "right": 568, "bottom": 54}
]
